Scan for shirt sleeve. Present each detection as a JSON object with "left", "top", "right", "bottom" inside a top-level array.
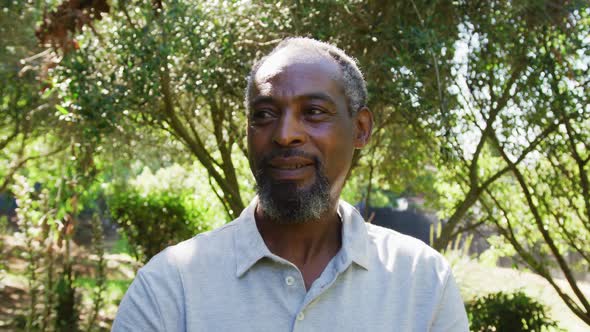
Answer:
[
  {"left": 112, "top": 249, "right": 185, "bottom": 332},
  {"left": 430, "top": 269, "right": 470, "bottom": 332}
]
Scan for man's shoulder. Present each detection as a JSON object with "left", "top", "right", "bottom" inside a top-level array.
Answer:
[
  {"left": 339, "top": 199, "right": 448, "bottom": 272},
  {"left": 141, "top": 219, "right": 240, "bottom": 274},
  {"left": 177, "top": 219, "right": 238, "bottom": 251},
  {"left": 365, "top": 221, "right": 431, "bottom": 251},
  {"left": 364, "top": 222, "right": 451, "bottom": 282},
  {"left": 112, "top": 219, "right": 243, "bottom": 331}
]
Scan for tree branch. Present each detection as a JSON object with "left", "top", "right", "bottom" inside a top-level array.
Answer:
[
  {"left": 0, "top": 144, "right": 67, "bottom": 192},
  {"left": 490, "top": 131, "right": 590, "bottom": 316}
]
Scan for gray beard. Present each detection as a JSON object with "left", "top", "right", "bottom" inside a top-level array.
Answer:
[{"left": 254, "top": 156, "right": 331, "bottom": 224}]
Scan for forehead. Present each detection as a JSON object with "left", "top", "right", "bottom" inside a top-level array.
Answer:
[{"left": 253, "top": 47, "right": 344, "bottom": 99}]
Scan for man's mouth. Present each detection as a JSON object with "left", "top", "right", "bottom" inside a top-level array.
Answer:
[
  {"left": 266, "top": 156, "right": 315, "bottom": 180},
  {"left": 273, "top": 164, "right": 309, "bottom": 169},
  {"left": 268, "top": 156, "right": 314, "bottom": 169}
]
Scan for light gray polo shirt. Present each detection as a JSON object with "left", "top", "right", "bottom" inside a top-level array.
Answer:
[{"left": 112, "top": 199, "right": 469, "bottom": 332}]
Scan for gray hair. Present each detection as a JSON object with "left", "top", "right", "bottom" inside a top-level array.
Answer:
[{"left": 245, "top": 37, "right": 368, "bottom": 115}]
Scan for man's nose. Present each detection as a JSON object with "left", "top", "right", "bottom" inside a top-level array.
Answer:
[{"left": 273, "top": 111, "right": 305, "bottom": 147}]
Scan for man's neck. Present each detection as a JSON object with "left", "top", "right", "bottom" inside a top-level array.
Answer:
[{"left": 254, "top": 203, "right": 342, "bottom": 289}]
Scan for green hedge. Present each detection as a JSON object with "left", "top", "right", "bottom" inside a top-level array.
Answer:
[
  {"left": 467, "top": 290, "right": 558, "bottom": 332},
  {"left": 108, "top": 188, "right": 210, "bottom": 263}
]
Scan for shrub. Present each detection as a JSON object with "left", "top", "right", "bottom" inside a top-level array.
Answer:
[
  {"left": 108, "top": 188, "right": 210, "bottom": 263},
  {"left": 467, "top": 290, "right": 558, "bottom": 332},
  {"left": 107, "top": 165, "right": 226, "bottom": 263}
]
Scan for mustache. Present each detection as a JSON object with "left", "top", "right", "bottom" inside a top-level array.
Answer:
[{"left": 258, "top": 149, "right": 320, "bottom": 169}]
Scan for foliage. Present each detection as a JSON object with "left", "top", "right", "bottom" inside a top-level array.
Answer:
[
  {"left": 0, "top": 0, "right": 66, "bottom": 192},
  {"left": 9, "top": 171, "right": 108, "bottom": 331},
  {"left": 107, "top": 164, "right": 219, "bottom": 263},
  {"left": 108, "top": 188, "right": 200, "bottom": 263},
  {"left": 53, "top": 263, "right": 78, "bottom": 331},
  {"left": 451, "top": 3, "right": 590, "bottom": 324},
  {"left": 467, "top": 290, "right": 558, "bottom": 332},
  {"left": 48, "top": 0, "right": 292, "bottom": 218},
  {"left": 49, "top": 0, "right": 458, "bottom": 219},
  {"left": 0, "top": 215, "right": 7, "bottom": 289},
  {"left": 12, "top": 175, "right": 47, "bottom": 330},
  {"left": 85, "top": 213, "right": 107, "bottom": 332},
  {"left": 286, "top": 1, "right": 459, "bottom": 206},
  {"left": 431, "top": 0, "right": 588, "bottom": 248}
]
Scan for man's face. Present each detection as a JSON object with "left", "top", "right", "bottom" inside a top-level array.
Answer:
[{"left": 247, "top": 48, "right": 369, "bottom": 223}]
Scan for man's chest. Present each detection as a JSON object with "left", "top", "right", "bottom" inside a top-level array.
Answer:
[{"left": 181, "top": 263, "right": 437, "bottom": 332}]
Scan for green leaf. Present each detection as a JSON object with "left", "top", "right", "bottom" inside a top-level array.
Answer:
[{"left": 56, "top": 105, "right": 69, "bottom": 115}]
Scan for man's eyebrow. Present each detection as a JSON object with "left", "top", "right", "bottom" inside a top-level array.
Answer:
[
  {"left": 250, "top": 96, "right": 276, "bottom": 107},
  {"left": 297, "top": 93, "right": 336, "bottom": 105},
  {"left": 250, "top": 93, "right": 336, "bottom": 107}
]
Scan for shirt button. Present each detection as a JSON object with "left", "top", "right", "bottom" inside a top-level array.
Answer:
[
  {"left": 285, "top": 276, "right": 295, "bottom": 286},
  {"left": 297, "top": 312, "right": 305, "bottom": 321}
]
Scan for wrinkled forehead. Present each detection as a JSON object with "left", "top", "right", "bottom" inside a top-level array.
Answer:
[{"left": 253, "top": 46, "right": 343, "bottom": 96}]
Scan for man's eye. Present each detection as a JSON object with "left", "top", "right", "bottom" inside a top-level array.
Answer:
[
  {"left": 306, "top": 107, "right": 328, "bottom": 117},
  {"left": 251, "top": 109, "right": 275, "bottom": 121}
]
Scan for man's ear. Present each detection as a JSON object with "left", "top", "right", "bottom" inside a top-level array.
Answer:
[{"left": 353, "top": 106, "right": 373, "bottom": 149}]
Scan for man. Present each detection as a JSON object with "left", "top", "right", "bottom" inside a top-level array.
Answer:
[{"left": 113, "top": 37, "right": 469, "bottom": 331}]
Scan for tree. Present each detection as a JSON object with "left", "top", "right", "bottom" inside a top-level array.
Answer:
[
  {"left": 430, "top": 0, "right": 590, "bottom": 324},
  {"left": 477, "top": 5, "right": 590, "bottom": 323},
  {"left": 46, "top": 0, "right": 461, "bottom": 218},
  {"left": 284, "top": 0, "right": 460, "bottom": 210},
  {"left": 426, "top": 1, "right": 587, "bottom": 249},
  {"left": 0, "top": 1, "right": 66, "bottom": 192},
  {"left": 45, "top": 1, "right": 299, "bottom": 218}
]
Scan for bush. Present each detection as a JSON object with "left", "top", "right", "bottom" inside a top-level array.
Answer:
[
  {"left": 107, "top": 164, "right": 226, "bottom": 264},
  {"left": 108, "top": 188, "right": 209, "bottom": 263},
  {"left": 107, "top": 165, "right": 227, "bottom": 264},
  {"left": 467, "top": 290, "right": 558, "bottom": 332}
]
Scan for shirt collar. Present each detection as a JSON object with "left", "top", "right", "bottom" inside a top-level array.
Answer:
[
  {"left": 234, "top": 197, "right": 370, "bottom": 278},
  {"left": 338, "top": 200, "right": 371, "bottom": 270}
]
